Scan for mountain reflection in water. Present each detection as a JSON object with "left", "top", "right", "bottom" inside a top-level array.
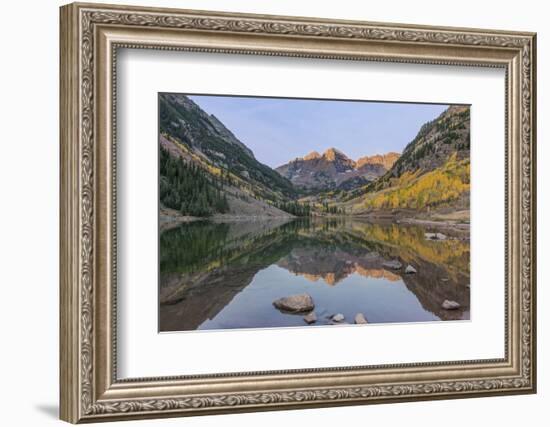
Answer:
[{"left": 159, "top": 218, "right": 470, "bottom": 332}]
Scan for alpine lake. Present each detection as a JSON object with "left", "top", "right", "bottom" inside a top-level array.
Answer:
[{"left": 159, "top": 217, "right": 470, "bottom": 332}]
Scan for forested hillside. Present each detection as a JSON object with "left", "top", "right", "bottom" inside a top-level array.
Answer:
[
  {"left": 343, "top": 106, "right": 470, "bottom": 214},
  {"left": 160, "top": 146, "right": 229, "bottom": 216},
  {"left": 361, "top": 154, "right": 469, "bottom": 211},
  {"left": 160, "top": 94, "right": 296, "bottom": 201}
]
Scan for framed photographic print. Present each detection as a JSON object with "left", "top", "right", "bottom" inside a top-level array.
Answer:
[
  {"left": 158, "top": 94, "right": 471, "bottom": 332},
  {"left": 60, "top": 2, "right": 537, "bottom": 423}
]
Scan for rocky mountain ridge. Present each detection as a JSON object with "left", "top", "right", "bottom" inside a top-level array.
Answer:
[
  {"left": 356, "top": 152, "right": 400, "bottom": 170},
  {"left": 160, "top": 93, "right": 298, "bottom": 218},
  {"left": 275, "top": 148, "right": 399, "bottom": 190}
]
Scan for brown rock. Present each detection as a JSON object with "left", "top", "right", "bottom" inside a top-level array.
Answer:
[{"left": 273, "top": 293, "right": 314, "bottom": 313}]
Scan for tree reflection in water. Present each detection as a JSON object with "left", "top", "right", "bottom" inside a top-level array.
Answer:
[{"left": 159, "top": 218, "right": 470, "bottom": 332}]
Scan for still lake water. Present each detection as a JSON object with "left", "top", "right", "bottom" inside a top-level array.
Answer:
[{"left": 159, "top": 218, "right": 470, "bottom": 332}]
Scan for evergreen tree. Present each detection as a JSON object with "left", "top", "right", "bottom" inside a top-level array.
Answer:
[{"left": 159, "top": 146, "right": 230, "bottom": 217}]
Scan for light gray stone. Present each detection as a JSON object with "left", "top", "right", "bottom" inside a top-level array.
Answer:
[
  {"left": 332, "top": 313, "right": 345, "bottom": 322},
  {"left": 441, "top": 300, "right": 461, "bottom": 310},
  {"left": 303, "top": 312, "right": 317, "bottom": 324},
  {"left": 354, "top": 313, "right": 368, "bottom": 324},
  {"left": 382, "top": 260, "right": 402, "bottom": 270},
  {"left": 425, "top": 232, "right": 447, "bottom": 241},
  {"left": 405, "top": 265, "right": 417, "bottom": 274}
]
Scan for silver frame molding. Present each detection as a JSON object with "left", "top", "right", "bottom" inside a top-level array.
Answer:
[{"left": 60, "top": 2, "right": 537, "bottom": 423}]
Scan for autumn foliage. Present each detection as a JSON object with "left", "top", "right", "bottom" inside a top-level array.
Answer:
[{"left": 362, "top": 154, "right": 469, "bottom": 210}]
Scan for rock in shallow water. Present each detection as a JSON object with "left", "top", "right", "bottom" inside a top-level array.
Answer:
[
  {"left": 303, "top": 312, "right": 317, "bottom": 324},
  {"left": 382, "top": 260, "right": 402, "bottom": 270},
  {"left": 441, "top": 300, "right": 461, "bottom": 310},
  {"left": 273, "top": 293, "right": 314, "bottom": 313},
  {"left": 354, "top": 313, "right": 368, "bottom": 324},
  {"left": 405, "top": 265, "right": 417, "bottom": 274},
  {"left": 332, "top": 313, "right": 345, "bottom": 322}
]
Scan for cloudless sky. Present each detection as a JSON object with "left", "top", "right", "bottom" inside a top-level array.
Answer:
[{"left": 189, "top": 95, "right": 449, "bottom": 168}]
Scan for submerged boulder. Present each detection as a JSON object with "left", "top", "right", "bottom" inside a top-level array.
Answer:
[{"left": 273, "top": 293, "right": 314, "bottom": 313}]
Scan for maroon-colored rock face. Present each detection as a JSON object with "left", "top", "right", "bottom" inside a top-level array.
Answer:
[{"left": 275, "top": 148, "right": 400, "bottom": 190}]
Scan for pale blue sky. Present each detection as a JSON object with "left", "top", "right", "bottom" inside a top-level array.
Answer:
[{"left": 189, "top": 95, "right": 449, "bottom": 168}]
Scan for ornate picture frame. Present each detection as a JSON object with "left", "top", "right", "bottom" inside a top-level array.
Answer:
[{"left": 60, "top": 2, "right": 536, "bottom": 423}]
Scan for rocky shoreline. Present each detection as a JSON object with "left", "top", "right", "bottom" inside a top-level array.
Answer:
[
  {"left": 161, "top": 208, "right": 470, "bottom": 232},
  {"left": 160, "top": 206, "right": 295, "bottom": 232}
]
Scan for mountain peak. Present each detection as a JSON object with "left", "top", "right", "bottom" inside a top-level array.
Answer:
[
  {"left": 356, "top": 152, "right": 400, "bottom": 170},
  {"left": 276, "top": 147, "right": 393, "bottom": 190},
  {"left": 303, "top": 151, "right": 321, "bottom": 161},
  {"left": 323, "top": 147, "right": 348, "bottom": 161}
]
